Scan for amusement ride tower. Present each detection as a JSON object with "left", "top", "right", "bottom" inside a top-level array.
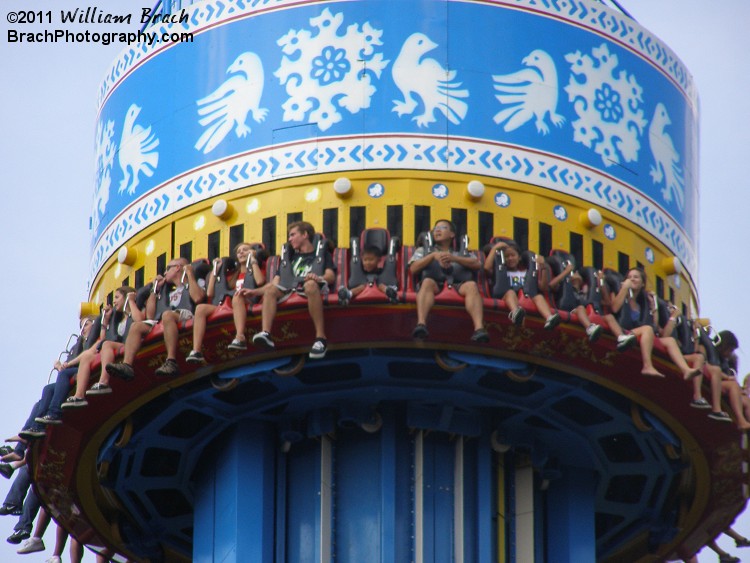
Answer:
[{"left": 31, "top": 0, "right": 748, "bottom": 561}]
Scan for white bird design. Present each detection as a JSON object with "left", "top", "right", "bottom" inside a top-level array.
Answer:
[
  {"left": 648, "top": 103, "right": 685, "bottom": 210},
  {"left": 195, "top": 52, "right": 268, "bottom": 154},
  {"left": 492, "top": 49, "right": 564, "bottom": 135},
  {"left": 392, "top": 33, "right": 468, "bottom": 127},
  {"left": 118, "top": 104, "right": 159, "bottom": 196}
]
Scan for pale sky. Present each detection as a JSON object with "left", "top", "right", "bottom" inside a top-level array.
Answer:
[{"left": 0, "top": 1, "right": 748, "bottom": 561}]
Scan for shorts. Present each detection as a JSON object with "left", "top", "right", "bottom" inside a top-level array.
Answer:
[
  {"left": 275, "top": 281, "right": 329, "bottom": 303},
  {"left": 145, "top": 308, "right": 194, "bottom": 325}
]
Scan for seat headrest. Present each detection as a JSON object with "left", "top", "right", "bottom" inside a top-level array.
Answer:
[
  {"left": 361, "top": 228, "right": 389, "bottom": 254},
  {"left": 192, "top": 259, "right": 212, "bottom": 281}
]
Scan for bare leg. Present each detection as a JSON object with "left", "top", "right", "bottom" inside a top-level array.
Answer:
[
  {"left": 70, "top": 537, "right": 84, "bottom": 563},
  {"left": 303, "top": 280, "right": 326, "bottom": 339},
  {"left": 52, "top": 524, "right": 68, "bottom": 557},
  {"left": 261, "top": 285, "right": 283, "bottom": 334},
  {"left": 726, "top": 527, "right": 748, "bottom": 543},
  {"left": 97, "top": 340, "right": 123, "bottom": 387},
  {"left": 707, "top": 365, "right": 724, "bottom": 412},
  {"left": 459, "top": 281, "right": 484, "bottom": 331},
  {"left": 161, "top": 311, "right": 180, "bottom": 360},
  {"left": 659, "top": 336, "right": 701, "bottom": 378},
  {"left": 531, "top": 294, "right": 553, "bottom": 319},
  {"left": 574, "top": 305, "right": 593, "bottom": 329},
  {"left": 632, "top": 325, "right": 664, "bottom": 377},
  {"left": 503, "top": 289, "right": 519, "bottom": 312},
  {"left": 31, "top": 507, "right": 51, "bottom": 539},
  {"left": 722, "top": 380, "right": 750, "bottom": 430},
  {"left": 603, "top": 314, "right": 623, "bottom": 337},
  {"left": 71, "top": 348, "right": 98, "bottom": 400},
  {"left": 121, "top": 321, "right": 152, "bottom": 365},
  {"left": 192, "top": 303, "right": 216, "bottom": 353},
  {"left": 232, "top": 293, "right": 248, "bottom": 342},
  {"left": 415, "top": 278, "right": 439, "bottom": 326}
]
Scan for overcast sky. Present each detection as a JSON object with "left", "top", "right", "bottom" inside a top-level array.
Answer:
[{"left": 0, "top": 1, "right": 748, "bottom": 560}]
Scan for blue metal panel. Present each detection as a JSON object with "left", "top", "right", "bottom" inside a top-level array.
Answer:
[
  {"left": 192, "top": 421, "right": 275, "bottom": 562},
  {"left": 192, "top": 462, "right": 215, "bottom": 563},
  {"left": 235, "top": 422, "right": 276, "bottom": 562},
  {"left": 422, "top": 433, "right": 456, "bottom": 563},
  {"left": 286, "top": 438, "right": 322, "bottom": 563},
  {"left": 546, "top": 469, "right": 597, "bottom": 563},
  {"left": 334, "top": 428, "right": 381, "bottom": 563},
  {"left": 476, "top": 435, "right": 494, "bottom": 563},
  {"left": 462, "top": 438, "right": 479, "bottom": 562}
]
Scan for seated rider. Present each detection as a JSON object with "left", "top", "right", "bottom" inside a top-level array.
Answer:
[
  {"left": 547, "top": 260, "right": 602, "bottom": 342},
  {"left": 106, "top": 257, "right": 206, "bottom": 380},
  {"left": 187, "top": 242, "right": 266, "bottom": 362},
  {"left": 62, "top": 286, "right": 143, "bottom": 404},
  {"left": 409, "top": 219, "right": 488, "bottom": 343},
  {"left": 605, "top": 267, "right": 701, "bottom": 379},
  {"left": 703, "top": 331, "right": 750, "bottom": 429},
  {"left": 483, "top": 239, "right": 560, "bottom": 329},
  {"left": 20, "top": 315, "right": 100, "bottom": 432},
  {"left": 338, "top": 245, "right": 398, "bottom": 306},
  {"left": 249, "top": 221, "right": 336, "bottom": 359}
]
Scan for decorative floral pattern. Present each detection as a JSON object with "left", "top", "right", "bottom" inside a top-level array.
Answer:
[
  {"left": 311, "top": 46, "right": 350, "bottom": 86},
  {"left": 594, "top": 84, "right": 623, "bottom": 124}
]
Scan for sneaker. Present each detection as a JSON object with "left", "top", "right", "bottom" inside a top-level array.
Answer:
[
  {"left": 689, "top": 398, "right": 711, "bottom": 409},
  {"left": 616, "top": 333, "right": 637, "bottom": 352},
  {"left": 385, "top": 285, "right": 399, "bottom": 304},
  {"left": 6, "top": 529, "right": 30, "bottom": 544},
  {"left": 337, "top": 286, "right": 352, "bottom": 307},
  {"left": 309, "top": 338, "right": 328, "bottom": 359},
  {"left": 186, "top": 350, "right": 206, "bottom": 364},
  {"left": 471, "top": 328, "right": 490, "bottom": 343},
  {"left": 718, "top": 554, "right": 740, "bottom": 563},
  {"left": 17, "top": 537, "right": 44, "bottom": 554},
  {"left": 252, "top": 332, "right": 274, "bottom": 350},
  {"left": 86, "top": 382, "right": 112, "bottom": 396},
  {"left": 0, "top": 464, "right": 14, "bottom": 479},
  {"left": 708, "top": 411, "right": 732, "bottom": 423},
  {"left": 586, "top": 323, "right": 602, "bottom": 343},
  {"left": 45, "top": 557, "right": 62, "bottom": 563},
  {"left": 228, "top": 338, "right": 248, "bottom": 351},
  {"left": 544, "top": 313, "right": 561, "bottom": 330},
  {"left": 19, "top": 426, "right": 46, "bottom": 439},
  {"left": 155, "top": 359, "right": 180, "bottom": 377},
  {"left": 509, "top": 307, "right": 526, "bottom": 326},
  {"left": 61, "top": 397, "right": 88, "bottom": 409},
  {"left": 412, "top": 323, "right": 429, "bottom": 340},
  {"left": 0, "top": 446, "right": 12, "bottom": 456},
  {"left": 35, "top": 413, "right": 62, "bottom": 425},
  {"left": 0, "top": 504, "right": 21, "bottom": 516},
  {"left": 106, "top": 362, "right": 134, "bottom": 381}
]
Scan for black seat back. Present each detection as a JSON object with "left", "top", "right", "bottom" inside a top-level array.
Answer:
[
  {"left": 348, "top": 228, "right": 400, "bottom": 288},
  {"left": 277, "top": 233, "right": 328, "bottom": 289}
]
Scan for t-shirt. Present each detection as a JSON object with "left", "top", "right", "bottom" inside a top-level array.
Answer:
[
  {"left": 235, "top": 272, "right": 246, "bottom": 291},
  {"left": 169, "top": 285, "right": 186, "bottom": 309},
  {"left": 409, "top": 247, "right": 477, "bottom": 264},
  {"left": 506, "top": 269, "right": 527, "bottom": 291},
  {"left": 291, "top": 250, "right": 335, "bottom": 281}
]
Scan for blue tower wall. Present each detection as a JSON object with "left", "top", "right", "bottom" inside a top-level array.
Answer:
[{"left": 92, "top": 0, "right": 698, "bottom": 282}]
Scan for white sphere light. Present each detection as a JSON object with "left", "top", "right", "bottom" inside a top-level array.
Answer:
[
  {"left": 212, "top": 199, "right": 229, "bottom": 218},
  {"left": 467, "top": 180, "right": 485, "bottom": 199},
  {"left": 333, "top": 177, "right": 352, "bottom": 196},
  {"left": 586, "top": 208, "right": 602, "bottom": 227}
]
